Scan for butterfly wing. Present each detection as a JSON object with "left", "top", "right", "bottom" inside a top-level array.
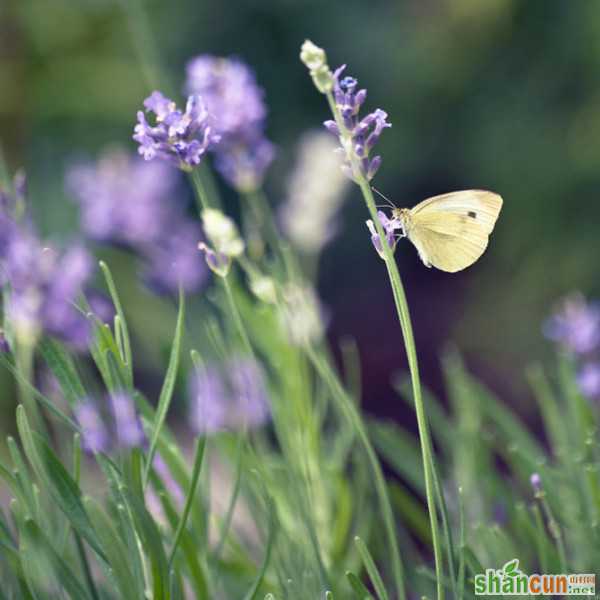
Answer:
[{"left": 406, "top": 190, "right": 502, "bottom": 272}]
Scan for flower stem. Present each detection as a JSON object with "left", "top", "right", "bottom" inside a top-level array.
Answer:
[
  {"left": 306, "top": 345, "right": 406, "bottom": 600},
  {"left": 190, "top": 169, "right": 212, "bottom": 212},
  {"left": 326, "top": 90, "right": 444, "bottom": 600},
  {"left": 221, "top": 275, "right": 254, "bottom": 359}
]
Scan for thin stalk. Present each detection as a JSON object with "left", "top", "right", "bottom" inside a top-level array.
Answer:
[
  {"left": 190, "top": 169, "right": 212, "bottom": 212},
  {"left": 536, "top": 491, "right": 568, "bottom": 572},
  {"left": 306, "top": 346, "right": 406, "bottom": 600},
  {"left": 325, "top": 90, "right": 444, "bottom": 600},
  {"left": 221, "top": 276, "right": 254, "bottom": 359},
  {"left": 74, "top": 532, "right": 101, "bottom": 600}
]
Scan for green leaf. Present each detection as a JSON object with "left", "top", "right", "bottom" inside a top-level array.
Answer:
[
  {"left": 99, "top": 261, "right": 133, "bottom": 388},
  {"left": 167, "top": 436, "right": 206, "bottom": 568},
  {"left": 16, "top": 408, "right": 106, "bottom": 562},
  {"left": 243, "top": 495, "right": 277, "bottom": 600},
  {"left": 345, "top": 571, "right": 373, "bottom": 600},
  {"left": 503, "top": 558, "right": 519, "bottom": 575},
  {"left": 85, "top": 497, "right": 142, "bottom": 599},
  {"left": 23, "top": 518, "right": 92, "bottom": 600},
  {"left": 39, "top": 339, "right": 86, "bottom": 407},
  {"left": 143, "top": 286, "right": 186, "bottom": 488},
  {"left": 354, "top": 536, "right": 389, "bottom": 600}
]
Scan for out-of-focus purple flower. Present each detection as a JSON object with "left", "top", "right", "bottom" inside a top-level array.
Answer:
[
  {"left": 366, "top": 211, "right": 400, "bottom": 258},
  {"left": 229, "top": 357, "right": 270, "bottom": 428},
  {"left": 0, "top": 220, "right": 93, "bottom": 348},
  {"left": 213, "top": 135, "right": 275, "bottom": 193},
  {"left": 67, "top": 151, "right": 180, "bottom": 246},
  {"left": 189, "top": 357, "right": 271, "bottom": 434},
  {"left": 133, "top": 91, "right": 221, "bottom": 170},
  {"left": 110, "top": 391, "right": 145, "bottom": 448},
  {"left": 87, "top": 290, "right": 116, "bottom": 325},
  {"left": 67, "top": 150, "right": 208, "bottom": 295},
  {"left": 530, "top": 472, "right": 542, "bottom": 492},
  {"left": 544, "top": 294, "right": 600, "bottom": 354},
  {"left": 577, "top": 362, "right": 600, "bottom": 400},
  {"left": 324, "top": 66, "right": 391, "bottom": 182},
  {"left": 189, "top": 365, "right": 228, "bottom": 434},
  {"left": 142, "top": 221, "right": 208, "bottom": 293},
  {"left": 184, "top": 55, "right": 274, "bottom": 191},
  {"left": 75, "top": 399, "right": 109, "bottom": 454},
  {"left": 185, "top": 55, "right": 266, "bottom": 138}
]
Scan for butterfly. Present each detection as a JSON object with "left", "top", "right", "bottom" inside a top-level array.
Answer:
[{"left": 377, "top": 189, "right": 503, "bottom": 272}]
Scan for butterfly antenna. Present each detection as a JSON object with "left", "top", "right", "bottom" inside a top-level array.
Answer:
[{"left": 371, "top": 186, "right": 396, "bottom": 209}]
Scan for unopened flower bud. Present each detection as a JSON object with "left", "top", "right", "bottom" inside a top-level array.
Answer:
[
  {"left": 300, "top": 40, "right": 334, "bottom": 94},
  {"left": 202, "top": 208, "right": 245, "bottom": 258},
  {"left": 250, "top": 275, "right": 277, "bottom": 304}
]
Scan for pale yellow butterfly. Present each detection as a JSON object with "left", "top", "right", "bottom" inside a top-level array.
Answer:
[{"left": 380, "top": 189, "right": 503, "bottom": 273}]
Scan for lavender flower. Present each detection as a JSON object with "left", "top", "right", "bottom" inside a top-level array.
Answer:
[
  {"left": 143, "top": 220, "right": 208, "bottom": 293},
  {"left": 133, "top": 91, "right": 221, "bottom": 170},
  {"left": 544, "top": 294, "right": 600, "bottom": 354},
  {"left": 184, "top": 55, "right": 275, "bottom": 191},
  {"left": 75, "top": 399, "right": 109, "bottom": 454},
  {"left": 577, "top": 362, "right": 600, "bottom": 400},
  {"left": 366, "top": 211, "right": 401, "bottom": 258},
  {"left": 189, "top": 357, "right": 271, "bottom": 434},
  {"left": 530, "top": 472, "right": 542, "bottom": 492},
  {"left": 110, "top": 391, "right": 145, "bottom": 448},
  {"left": 67, "top": 151, "right": 180, "bottom": 246},
  {"left": 323, "top": 66, "right": 391, "bottom": 182},
  {"left": 280, "top": 131, "right": 349, "bottom": 254},
  {"left": 1, "top": 221, "right": 93, "bottom": 348},
  {"left": 68, "top": 150, "right": 208, "bottom": 294},
  {"left": 189, "top": 365, "right": 228, "bottom": 434},
  {"left": 230, "top": 357, "right": 270, "bottom": 428}
]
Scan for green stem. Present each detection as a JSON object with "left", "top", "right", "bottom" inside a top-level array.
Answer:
[
  {"left": 221, "top": 276, "right": 254, "bottom": 359},
  {"left": 326, "top": 90, "right": 443, "bottom": 600},
  {"left": 190, "top": 169, "right": 212, "bottom": 212},
  {"left": 306, "top": 346, "right": 406, "bottom": 600}
]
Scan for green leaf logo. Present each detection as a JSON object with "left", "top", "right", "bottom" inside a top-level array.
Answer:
[{"left": 503, "top": 559, "right": 520, "bottom": 577}]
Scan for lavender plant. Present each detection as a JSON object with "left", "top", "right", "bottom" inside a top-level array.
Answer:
[{"left": 0, "top": 17, "right": 599, "bottom": 600}]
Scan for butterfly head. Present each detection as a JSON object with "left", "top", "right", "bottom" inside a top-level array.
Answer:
[{"left": 392, "top": 207, "right": 411, "bottom": 236}]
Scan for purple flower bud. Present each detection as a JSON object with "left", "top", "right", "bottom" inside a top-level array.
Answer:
[
  {"left": 367, "top": 156, "right": 383, "bottom": 180},
  {"left": 530, "top": 472, "right": 542, "bottom": 492},
  {"left": 323, "top": 120, "right": 340, "bottom": 135},
  {"left": 366, "top": 210, "right": 401, "bottom": 258}
]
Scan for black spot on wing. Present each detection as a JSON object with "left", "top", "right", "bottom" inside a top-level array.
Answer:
[{"left": 468, "top": 211, "right": 477, "bottom": 218}]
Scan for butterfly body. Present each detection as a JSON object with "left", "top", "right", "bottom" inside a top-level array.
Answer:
[{"left": 390, "top": 190, "right": 503, "bottom": 272}]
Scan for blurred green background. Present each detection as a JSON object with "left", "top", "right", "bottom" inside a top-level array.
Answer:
[{"left": 1, "top": 0, "right": 599, "bottom": 425}]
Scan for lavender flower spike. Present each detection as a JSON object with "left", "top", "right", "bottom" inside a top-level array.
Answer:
[
  {"left": 323, "top": 66, "right": 391, "bottom": 182},
  {"left": 366, "top": 211, "right": 401, "bottom": 258},
  {"left": 577, "top": 362, "right": 600, "bottom": 400},
  {"left": 133, "top": 91, "right": 221, "bottom": 170},
  {"left": 184, "top": 55, "right": 275, "bottom": 191},
  {"left": 544, "top": 293, "right": 600, "bottom": 354},
  {"left": 229, "top": 357, "right": 270, "bottom": 428}
]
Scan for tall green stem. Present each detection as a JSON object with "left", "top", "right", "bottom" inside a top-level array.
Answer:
[{"left": 326, "top": 91, "right": 444, "bottom": 600}]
